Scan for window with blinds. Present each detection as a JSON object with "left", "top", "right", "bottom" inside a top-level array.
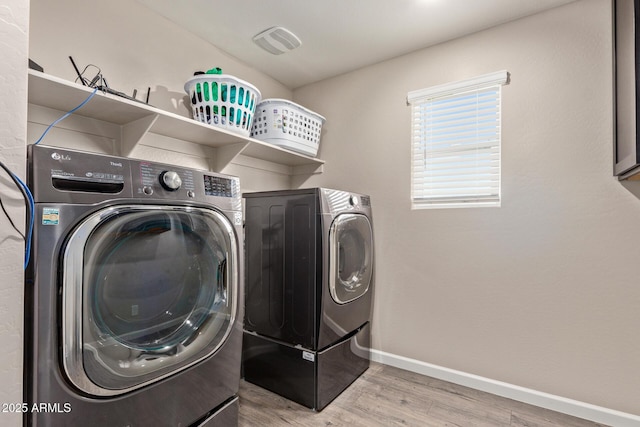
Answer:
[{"left": 408, "top": 71, "right": 509, "bottom": 209}]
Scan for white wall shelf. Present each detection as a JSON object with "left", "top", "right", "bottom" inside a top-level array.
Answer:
[{"left": 27, "top": 70, "right": 324, "bottom": 174}]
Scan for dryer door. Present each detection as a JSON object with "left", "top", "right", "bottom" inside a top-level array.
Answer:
[
  {"left": 329, "top": 213, "right": 373, "bottom": 304},
  {"left": 61, "top": 205, "right": 239, "bottom": 396}
]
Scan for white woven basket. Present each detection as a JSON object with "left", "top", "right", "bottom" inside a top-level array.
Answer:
[
  {"left": 250, "top": 99, "right": 325, "bottom": 157},
  {"left": 185, "top": 74, "right": 261, "bottom": 136}
]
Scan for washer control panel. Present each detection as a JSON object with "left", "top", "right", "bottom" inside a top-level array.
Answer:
[
  {"left": 29, "top": 145, "right": 241, "bottom": 209},
  {"left": 133, "top": 160, "right": 238, "bottom": 203},
  {"left": 137, "top": 162, "right": 195, "bottom": 198},
  {"left": 203, "top": 174, "right": 234, "bottom": 198}
]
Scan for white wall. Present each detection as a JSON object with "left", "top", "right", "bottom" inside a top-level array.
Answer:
[
  {"left": 0, "top": 0, "right": 29, "bottom": 426},
  {"left": 295, "top": 0, "right": 640, "bottom": 416}
]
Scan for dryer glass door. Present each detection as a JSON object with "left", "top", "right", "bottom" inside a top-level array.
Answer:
[
  {"left": 61, "top": 205, "right": 238, "bottom": 396},
  {"left": 329, "top": 213, "right": 373, "bottom": 304}
]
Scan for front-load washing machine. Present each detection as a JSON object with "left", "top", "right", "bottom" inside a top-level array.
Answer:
[
  {"left": 25, "top": 145, "right": 244, "bottom": 426},
  {"left": 242, "top": 188, "right": 374, "bottom": 411}
]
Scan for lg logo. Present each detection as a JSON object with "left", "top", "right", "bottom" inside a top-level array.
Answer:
[{"left": 51, "top": 153, "right": 71, "bottom": 161}]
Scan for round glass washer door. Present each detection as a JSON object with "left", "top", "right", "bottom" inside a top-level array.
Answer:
[
  {"left": 61, "top": 205, "right": 238, "bottom": 397},
  {"left": 329, "top": 213, "right": 373, "bottom": 304}
]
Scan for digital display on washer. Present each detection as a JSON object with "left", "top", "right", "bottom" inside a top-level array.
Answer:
[{"left": 204, "top": 174, "right": 233, "bottom": 197}]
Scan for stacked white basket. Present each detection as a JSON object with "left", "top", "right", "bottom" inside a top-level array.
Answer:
[{"left": 250, "top": 99, "right": 325, "bottom": 157}]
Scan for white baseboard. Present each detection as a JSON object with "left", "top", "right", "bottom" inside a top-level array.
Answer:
[{"left": 371, "top": 350, "right": 640, "bottom": 427}]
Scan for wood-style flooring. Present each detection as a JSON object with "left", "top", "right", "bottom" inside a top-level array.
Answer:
[{"left": 238, "top": 362, "right": 608, "bottom": 427}]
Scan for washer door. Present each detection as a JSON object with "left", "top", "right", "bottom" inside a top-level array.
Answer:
[
  {"left": 61, "top": 205, "right": 238, "bottom": 396},
  {"left": 329, "top": 213, "right": 373, "bottom": 304}
]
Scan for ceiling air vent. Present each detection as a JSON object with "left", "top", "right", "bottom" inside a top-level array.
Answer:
[{"left": 253, "top": 26, "right": 301, "bottom": 55}]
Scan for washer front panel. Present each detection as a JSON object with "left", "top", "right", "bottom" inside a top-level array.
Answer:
[{"left": 62, "top": 204, "right": 239, "bottom": 396}]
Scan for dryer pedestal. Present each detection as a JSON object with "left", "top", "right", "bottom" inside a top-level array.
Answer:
[{"left": 242, "top": 322, "right": 370, "bottom": 411}]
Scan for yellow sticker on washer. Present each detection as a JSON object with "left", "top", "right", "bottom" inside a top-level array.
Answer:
[{"left": 42, "top": 208, "right": 60, "bottom": 225}]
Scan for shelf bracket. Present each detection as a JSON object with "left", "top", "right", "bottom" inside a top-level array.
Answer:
[
  {"left": 212, "top": 142, "right": 250, "bottom": 172},
  {"left": 291, "top": 163, "right": 324, "bottom": 176},
  {"left": 120, "top": 114, "right": 159, "bottom": 157}
]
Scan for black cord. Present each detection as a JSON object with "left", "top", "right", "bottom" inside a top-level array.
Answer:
[
  {"left": 0, "top": 160, "right": 32, "bottom": 244},
  {"left": 0, "top": 196, "right": 25, "bottom": 239}
]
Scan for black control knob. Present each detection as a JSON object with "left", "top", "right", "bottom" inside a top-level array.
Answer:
[{"left": 159, "top": 171, "right": 182, "bottom": 191}]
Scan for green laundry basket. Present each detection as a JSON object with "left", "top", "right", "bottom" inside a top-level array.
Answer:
[{"left": 185, "top": 73, "right": 261, "bottom": 137}]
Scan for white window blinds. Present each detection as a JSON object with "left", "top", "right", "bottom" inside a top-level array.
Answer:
[{"left": 408, "top": 71, "right": 509, "bottom": 209}]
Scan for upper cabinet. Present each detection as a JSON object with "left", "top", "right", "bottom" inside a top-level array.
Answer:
[
  {"left": 614, "top": 0, "right": 640, "bottom": 179},
  {"left": 27, "top": 70, "right": 324, "bottom": 175}
]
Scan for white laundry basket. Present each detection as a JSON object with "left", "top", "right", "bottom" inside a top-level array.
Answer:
[
  {"left": 185, "top": 74, "right": 261, "bottom": 136},
  {"left": 250, "top": 99, "right": 325, "bottom": 157}
]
